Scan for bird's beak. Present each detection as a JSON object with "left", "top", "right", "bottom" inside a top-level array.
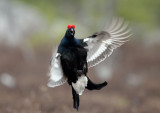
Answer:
[{"left": 70, "top": 28, "right": 74, "bottom": 35}]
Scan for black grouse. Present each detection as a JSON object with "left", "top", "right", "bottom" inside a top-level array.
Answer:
[{"left": 48, "top": 18, "right": 131, "bottom": 110}]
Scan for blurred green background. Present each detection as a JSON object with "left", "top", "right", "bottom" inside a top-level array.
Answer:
[
  {"left": 13, "top": 0, "right": 160, "bottom": 45},
  {"left": 0, "top": 0, "right": 160, "bottom": 113}
]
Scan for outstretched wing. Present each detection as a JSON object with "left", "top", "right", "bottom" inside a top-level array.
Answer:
[
  {"left": 48, "top": 48, "right": 67, "bottom": 88},
  {"left": 84, "top": 18, "right": 132, "bottom": 68}
]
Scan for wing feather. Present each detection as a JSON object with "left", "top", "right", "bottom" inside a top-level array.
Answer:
[
  {"left": 84, "top": 18, "right": 132, "bottom": 68},
  {"left": 48, "top": 49, "right": 67, "bottom": 88}
]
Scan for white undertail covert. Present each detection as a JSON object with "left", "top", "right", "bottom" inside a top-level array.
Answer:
[{"left": 72, "top": 75, "right": 88, "bottom": 95}]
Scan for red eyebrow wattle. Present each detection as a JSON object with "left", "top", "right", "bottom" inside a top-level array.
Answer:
[
  {"left": 72, "top": 24, "right": 75, "bottom": 29},
  {"left": 67, "top": 25, "right": 71, "bottom": 29}
]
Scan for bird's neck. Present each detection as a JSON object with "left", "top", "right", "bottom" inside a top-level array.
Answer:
[
  {"left": 65, "top": 32, "right": 74, "bottom": 40},
  {"left": 66, "top": 36, "right": 74, "bottom": 40}
]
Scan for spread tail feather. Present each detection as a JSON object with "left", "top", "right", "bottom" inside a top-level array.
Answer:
[
  {"left": 86, "top": 77, "right": 107, "bottom": 90},
  {"left": 72, "top": 87, "right": 79, "bottom": 111}
]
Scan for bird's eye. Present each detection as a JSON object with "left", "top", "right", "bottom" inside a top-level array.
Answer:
[
  {"left": 67, "top": 25, "right": 71, "bottom": 29},
  {"left": 72, "top": 24, "right": 75, "bottom": 29}
]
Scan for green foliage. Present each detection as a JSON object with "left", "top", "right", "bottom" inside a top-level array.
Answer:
[{"left": 117, "top": 0, "right": 160, "bottom": 29}]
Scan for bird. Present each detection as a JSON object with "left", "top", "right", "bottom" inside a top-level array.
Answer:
[{"left": 48, "top": 18, "right": 131, "bottom": 110}]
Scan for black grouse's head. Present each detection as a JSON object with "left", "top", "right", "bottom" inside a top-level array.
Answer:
[{"left": 66, "top": 25, "right": 75, "bottom": 38}]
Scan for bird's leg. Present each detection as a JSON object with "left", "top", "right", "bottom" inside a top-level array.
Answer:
[
  {"left": 86, "top": 77, "right": 107, "bottom": 90},
  {"left": 77, "top": 70, "right": 83, "bottom": 75},
  {"left": 83, "top": 62, "right": 88, "bottom": 74},
  {"left": 77, "top": 62, "right": 88, "bottom": 75}
]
